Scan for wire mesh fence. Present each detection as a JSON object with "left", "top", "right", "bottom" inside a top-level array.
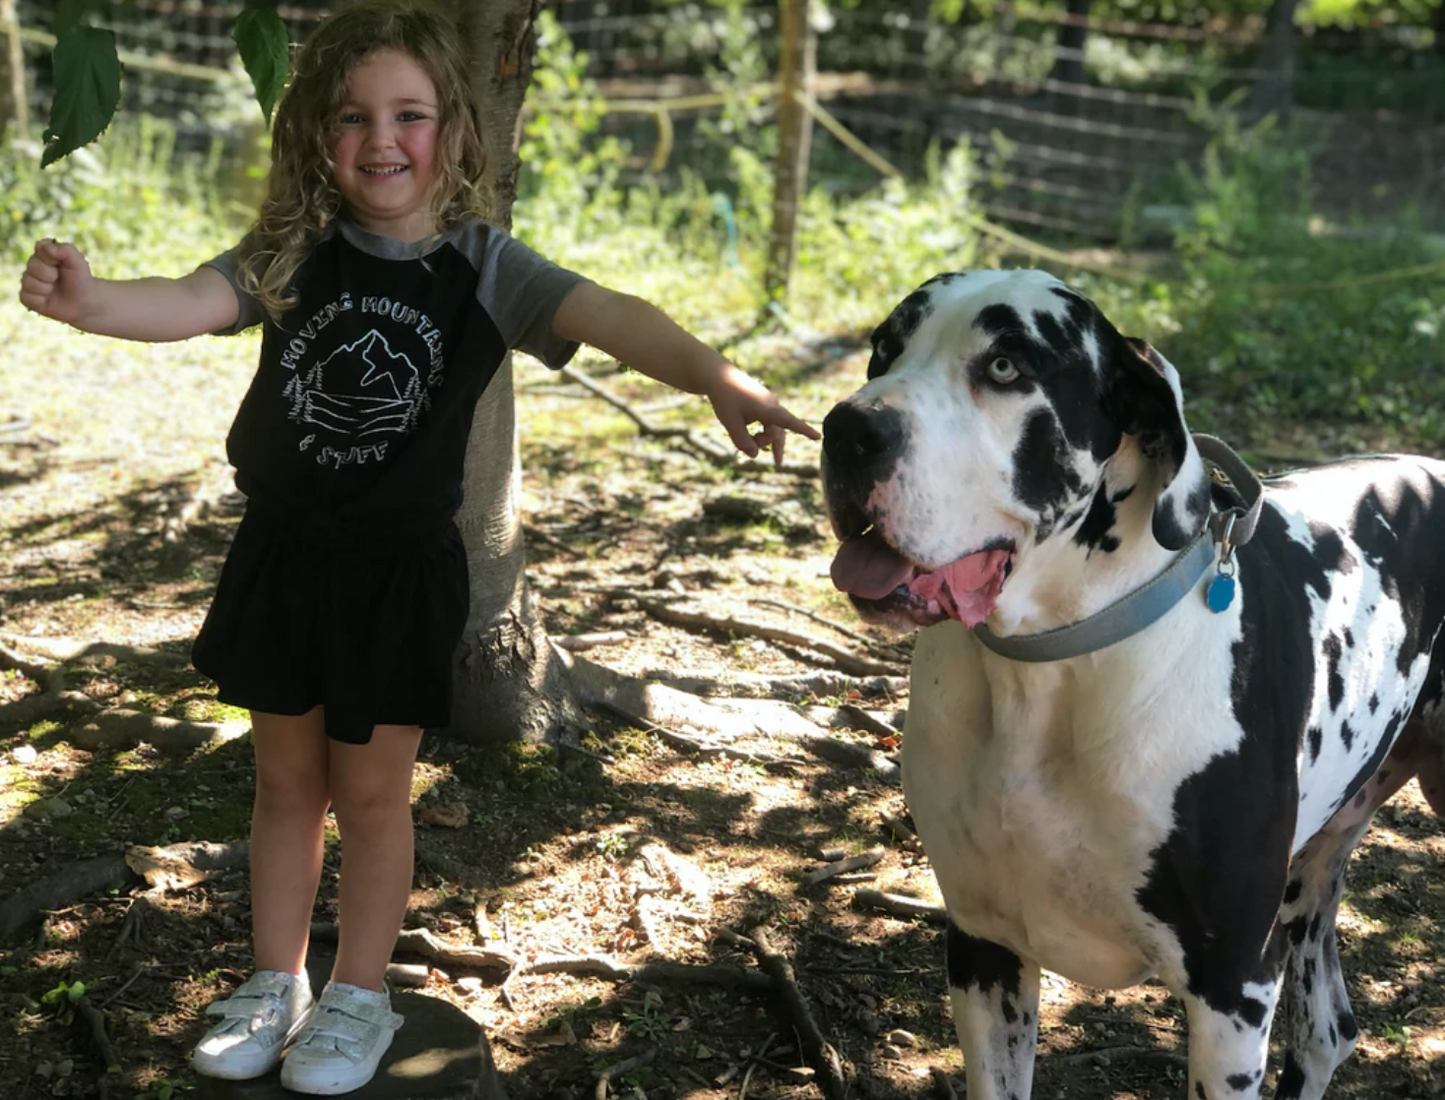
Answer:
[{"left": 8, "top": 0, "right": 1444, "bottom": 243}]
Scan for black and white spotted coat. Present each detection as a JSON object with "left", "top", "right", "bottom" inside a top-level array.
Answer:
[{"left": 820, "top": 269, "right": 1445, "bottom": 1100}]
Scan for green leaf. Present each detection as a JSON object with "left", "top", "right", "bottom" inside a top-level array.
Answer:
[
  {"left": 233, "top": 7, "right": 289, "bottom": 124},
  {"left": 55, "top": 0, "right": 111, "bottom": 36},
  {"left": 68, "top": 980, "right": 87, "bottom": 1002},
  {"left": 42, "top": 27, "right": 122, "bottom": 168}
]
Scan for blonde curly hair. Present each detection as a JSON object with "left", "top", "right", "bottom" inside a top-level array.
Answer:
[{"left": 238, "top": 0, "right": 492, "bottom": 322}]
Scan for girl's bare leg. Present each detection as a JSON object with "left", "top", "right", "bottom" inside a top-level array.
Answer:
[
  {"left": 326, "top": 725, "right": 423, "bottom": 991},
  {"left": 249, "top": 708, "right": 331, "bottom": 976}
]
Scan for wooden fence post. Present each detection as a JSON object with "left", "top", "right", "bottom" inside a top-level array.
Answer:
[
  {"left": 764, "top": 0, "right": 816, "bottom": 305},
  {"left": 0, "top": 0, "right": 27, "bottom": 139}
]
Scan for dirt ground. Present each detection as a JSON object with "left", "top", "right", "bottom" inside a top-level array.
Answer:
[{"left": 2, "top": 318, "right": 1444, "bottom": 1100}]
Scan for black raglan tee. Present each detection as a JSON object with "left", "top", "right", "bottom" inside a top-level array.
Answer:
[{"left": 202, "top": 216, "right": 587, "bottom": 542}]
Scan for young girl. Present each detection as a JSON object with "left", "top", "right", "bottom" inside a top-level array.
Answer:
[{"left": 19, "top": 1, "right": 817, "bottom": 1093}]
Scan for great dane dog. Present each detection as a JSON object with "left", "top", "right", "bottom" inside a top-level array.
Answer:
[{"left": 821, "top": 269, "right": 1445, "bottom": 1100}]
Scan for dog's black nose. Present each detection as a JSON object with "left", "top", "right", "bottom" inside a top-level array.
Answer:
[{"left": 822, "top": 401, "right": 905, "bottom": 475}]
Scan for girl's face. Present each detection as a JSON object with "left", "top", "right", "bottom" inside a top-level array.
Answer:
[{"left": 329, "top": 49, "right": 442, "bottom": 241}]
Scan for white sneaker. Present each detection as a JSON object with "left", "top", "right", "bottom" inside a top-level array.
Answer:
[
  {"left": 190, "top": 969, "right": 315, "bottom": 1080},
  {"left": 279, "top": 981, "right": 404, "bottom": 1095}
]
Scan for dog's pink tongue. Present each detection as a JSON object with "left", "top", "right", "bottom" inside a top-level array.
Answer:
[
  {"left": 909, "top": 550, "right": 1011, "bottom": 627},
  {"left": 831, "top": 531, "right": 914, "bottom": 600}
]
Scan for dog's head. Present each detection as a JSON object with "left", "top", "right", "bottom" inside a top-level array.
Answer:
[{"left": 822, "top": 269, "right": 1210, "bottom": 630}]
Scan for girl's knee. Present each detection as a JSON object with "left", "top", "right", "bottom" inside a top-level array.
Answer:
[{"left": 255, "top": 764, "right": 330, "bottom": 816}]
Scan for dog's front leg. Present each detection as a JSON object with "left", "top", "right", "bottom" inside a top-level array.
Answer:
[
  {"left": 947, "top": 922, "right": 1041, "bottom": 1100},
  {"left": 1180, "top": 977, "right": 1285, "bottom": 1100}
]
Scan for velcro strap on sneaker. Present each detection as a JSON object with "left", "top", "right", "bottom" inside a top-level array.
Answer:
[{"left": 205, "top": 994, "right": 283, "bottom": 1022}]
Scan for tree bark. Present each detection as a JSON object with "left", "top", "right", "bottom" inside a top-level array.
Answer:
[
  {"left": 444, "top": 0, "right": 583, "bottom": 742},
  {"left": 0, "top": 0, "right": 27, "bottom": 139},
  {"left": 1249, "top": 0, "right": 1301, "bottom": 119},
  {"left": 1047, "top": 0, "right": 1091, "bottom": 89}
]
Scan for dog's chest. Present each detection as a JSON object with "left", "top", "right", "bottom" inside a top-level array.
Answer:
[{"left": 902, "top": 623, "right": 1228, "bottom": 987}]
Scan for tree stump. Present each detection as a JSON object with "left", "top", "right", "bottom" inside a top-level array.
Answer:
[{"left": 194, "top": 991, "right": 508, "bottom": 1100}]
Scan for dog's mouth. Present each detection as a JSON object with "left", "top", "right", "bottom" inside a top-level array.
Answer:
[{"left": 828, "top": 507, "right": 1015, "bottom": 628}]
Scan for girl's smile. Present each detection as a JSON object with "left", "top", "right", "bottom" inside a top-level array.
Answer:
[{"left": 329, "top": 48, "right": 441, "bottom": 241}]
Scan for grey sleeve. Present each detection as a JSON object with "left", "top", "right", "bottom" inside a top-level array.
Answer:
[
  {"left": 197, "top": 238, "right": 266, "bottom": 335},
  {"left": 464, "top": 223, "right": 590, "bottom": 369}
]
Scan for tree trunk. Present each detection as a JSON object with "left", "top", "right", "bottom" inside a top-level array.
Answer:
[
  {"left": 1047, "top": 0, "right": 1091, "bottom": 89},
  {"left": 0, "top": 0, "right": 28, "bottom": 139},
  {"left": 444, "top": 0, "right": 583, "bottom": 742},
  {"left": 1248, "top": 0, "right": 1301, "bottom": 119}
]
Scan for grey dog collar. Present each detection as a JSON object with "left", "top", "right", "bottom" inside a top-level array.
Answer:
[{"left": 971, "top": 434, "right": 1264, "bottom": 663}]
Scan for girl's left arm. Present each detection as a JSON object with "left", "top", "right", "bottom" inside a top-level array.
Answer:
[{"left": 552, "top": 282, "right": 820, "bottom": 465}]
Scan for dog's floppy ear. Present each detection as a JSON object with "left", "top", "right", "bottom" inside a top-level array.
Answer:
[{"left": 1109, "top": 334, "right": 1211, "bottom": 551}]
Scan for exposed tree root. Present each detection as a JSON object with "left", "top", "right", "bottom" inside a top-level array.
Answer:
[
  {"left": 747, "top": 926, "right": 849, "bottom": 1100},
  {"left": 71, "top": 708, "right": 248, "bottom": 753},
  {"left": 0, "top": 853, "right": 130, "bottom": 941}
]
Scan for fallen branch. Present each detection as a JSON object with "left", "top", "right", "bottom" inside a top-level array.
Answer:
[
  {"left": 749, "top": 598, "right": 911, "bottom": 659},
  {"left": 853, "top": 890, "right": 947, "bottom": 925},
  {"left": 1052, "top": 1045, "right": 1188, "bottom": 1069},
  {"left": 630, "top": 595, "right": 902, "bottom": 677},
  {"left": 594, "top": 1046, "right": 656, "bottom": 1100},
  {"left": 643, "top": 670, "right": 907, "bottom": 700},
  {"left": 748, "top": 927, "right": 848, "bottom": 1100},
  {"left": 560, "top": 365, "right": 817, "bottom": 475},
  {"left": 803, "top": 846, "right": 885, "bottom": 887},
  {"left": 551, "top": 631, "right": 629, "bottom": 652},
  {"left": 309, "top": 923, "right": 517, "bottom": 971},
  {"left": 526, "top": 954, "right": 773, "bottom": 994},
  {"left": 881, "top": 813, "right": 925, "bottom": 855},
  {"left": 75, "top": 999, "right": 121, "bottom": 1073}
]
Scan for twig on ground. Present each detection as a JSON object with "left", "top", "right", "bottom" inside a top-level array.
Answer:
[
  {"left": 525, "top": 953, "right": 774, "bottom": 994},
  {"left": 99, "top": 963, "right": 150, "bottom": 1009},
  {"left": 594, "top": 1045, "right": 656, "bottom": 1100},
  {"left": 803, "top": 846, "right": 885, "bottom": 887},
  {"left": 75, "top": 1000, "right": 121, "bottom": 1073},
  {"left": 108, "top": 893, "right": 155, "bottom": 957},
  {"left": 551, "top": 631, "right": 630, "bottom": 652},
  {"left": 749, "top": 598, "right": 910, "bottom": 658},
  {"left": 643, "top": 670, "right": 908, "bottom": 700},
  {"left": 747, "top": 927, "right": 848, "bottom": 1100},
  {"left": 882, "top": 813, "right": 925, "bottom": 854},
  {"left": 560, "top": 364, "right": 817, "bottom": 475},
  {"left": 1052, "top": 1045, "right": 1188, "bottom": 1069},
  {"left": 853, "top": 889, "right": 948, "bottom": 925},
  {"left": 931, "top": 1067, "right": 959, "bottom": 1100},
  {"left": 310, "top": 923, "right": 518, "bottom": 970},
  {"left": 628, "top": 595, "right": 902, "bottom": 678}
]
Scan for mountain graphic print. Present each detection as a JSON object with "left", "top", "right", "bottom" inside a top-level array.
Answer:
[{"left": 284, "top": 329, "right": 428, "bottom": 439}]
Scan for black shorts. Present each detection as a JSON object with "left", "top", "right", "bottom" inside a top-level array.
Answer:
[{"left": 192, "top": 507, "right": 469, "bottom": 744}]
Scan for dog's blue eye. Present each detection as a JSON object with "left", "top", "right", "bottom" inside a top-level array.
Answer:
[{"left": 987, "top": 357, "right": 1020, "bottom": 384}]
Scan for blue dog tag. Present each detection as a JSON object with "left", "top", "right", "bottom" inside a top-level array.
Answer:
[{"left": 1206, "top": 573, "right": 1236, "bottom": 613}]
